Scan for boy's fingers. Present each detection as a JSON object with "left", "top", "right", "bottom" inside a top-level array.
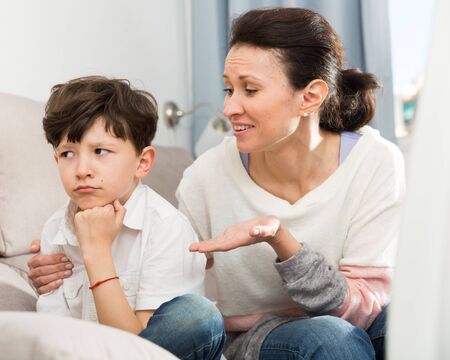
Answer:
[{"left": 113, "top": 199, "right": 126, "bottom": 225}]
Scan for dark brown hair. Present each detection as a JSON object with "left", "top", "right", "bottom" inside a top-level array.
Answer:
[
  {"left": 229, "top": 8, "right": 380, "bottom": 132},
  {"left": 43, "top": 76, "right": 158, "bottom": 153}
]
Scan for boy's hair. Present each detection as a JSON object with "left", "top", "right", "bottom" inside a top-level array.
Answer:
[{"left": 43, "top": 76, "right": 158, "bottom": 153}]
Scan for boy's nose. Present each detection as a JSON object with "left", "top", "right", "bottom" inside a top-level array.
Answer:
[{"left": 75, "top": 158, "right": 93, "bottom": 178}]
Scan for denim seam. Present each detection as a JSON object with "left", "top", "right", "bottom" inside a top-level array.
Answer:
[
  {"left": 181, "top": 331, "right": 226, "bottom": 360},
  {"left": 369, "top": 331, "right": 385, "bottom": 340},
  {"left": 259, "top": 346, "right": 306, "bottom": 360}
]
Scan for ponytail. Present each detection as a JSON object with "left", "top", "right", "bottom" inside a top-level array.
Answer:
[{"left": 320, "top": 69, "right": 380, "bottom": 133}]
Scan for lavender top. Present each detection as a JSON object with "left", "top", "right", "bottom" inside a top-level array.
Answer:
[{"left": 239, "top": 131, "right": 360, "bottom": 171}]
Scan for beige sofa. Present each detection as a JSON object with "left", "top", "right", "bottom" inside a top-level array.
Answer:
[{"left": 0, "top": 92, "right": 193, "bottom": 359}]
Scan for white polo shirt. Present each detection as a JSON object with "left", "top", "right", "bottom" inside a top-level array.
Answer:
[{"left": 36, "top": 183, "right": 206, "bottom": 322}]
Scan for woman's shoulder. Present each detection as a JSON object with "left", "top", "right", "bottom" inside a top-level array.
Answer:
[
  {"left": 358, "top": 126, "right": 404, "bottom": 165},
  {"left": 352, "top": 127, "right": 405, "bottom": 186}
]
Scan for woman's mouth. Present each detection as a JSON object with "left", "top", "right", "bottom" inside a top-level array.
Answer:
[{"left": 233, "top": 124, "right": 255, "bottom": 137}]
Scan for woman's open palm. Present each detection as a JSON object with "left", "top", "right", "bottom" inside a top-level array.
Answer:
[{"left": 189, "top": 216, "right": 280, "bottom": 253}]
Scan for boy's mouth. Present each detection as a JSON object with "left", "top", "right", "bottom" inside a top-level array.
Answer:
[{"left": 75, "top": 186, "right": 98, "bottom": 193}]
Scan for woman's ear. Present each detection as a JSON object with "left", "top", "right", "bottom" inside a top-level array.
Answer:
[
  {"left": 135, "top": 146, "right": 155, "bottom": 179},
  {"left": 299, "top": 79, "right": 329, "bottom": 116}
]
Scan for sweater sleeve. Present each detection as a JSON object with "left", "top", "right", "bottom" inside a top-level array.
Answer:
[
  {"left": 274, "top": 243, "right": 347, "bottom": 313},
  {"left": 275, "top": 144, "right": 405, "bottom": 329}
]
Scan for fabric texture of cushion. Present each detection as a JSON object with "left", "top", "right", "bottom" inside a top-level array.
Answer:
[
  {"left": 0, "top": 253, "right": 33, "bottom": 278},
  {"left": 0, "top": 311, "right": 178, "bottom": 359},
  {"left": 0, "top": 263, "right": 37, "bottom": 311},
  {"left": 0, "top": 93, "right": 67, "bottom": 257},
  {"left": 143, "top": 145, "right": 193, "bottom": 207}
]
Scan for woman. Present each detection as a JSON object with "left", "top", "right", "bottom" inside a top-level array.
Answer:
[
  {"left": 177, "top": 8, "right": 404, "bottom": 360},
  {"left": 30, "top": 8, "right": 404, "bottom": 360}
]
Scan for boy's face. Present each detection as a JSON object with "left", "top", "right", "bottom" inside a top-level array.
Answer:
[{"left": 54, "top": 117, "right": 153, "bottom": 210}]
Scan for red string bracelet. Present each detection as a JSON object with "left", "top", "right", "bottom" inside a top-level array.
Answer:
[{"left": 89, "top": 276, "right": 119, "bottom": 290}]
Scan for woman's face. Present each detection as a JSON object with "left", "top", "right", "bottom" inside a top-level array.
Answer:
[{"left": 223, "top": 45, "right": 304, "bottom": 153}]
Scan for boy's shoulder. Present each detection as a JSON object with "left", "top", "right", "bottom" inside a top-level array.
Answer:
[{"left": 134, "top": 183, "right": 189, "bottom": 224}]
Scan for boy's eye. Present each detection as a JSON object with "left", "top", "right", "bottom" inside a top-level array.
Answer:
[
  {"left": 61, "top": 151, "right": 74, "bottom": 158},
  {"left": 95, "top": 148, "right": 110, "bottom": 155}
]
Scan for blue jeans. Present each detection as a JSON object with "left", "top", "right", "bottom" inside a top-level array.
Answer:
[
  {"left": 259, "top": 315, "right": 375, "bottom": 360},
  {"left": 366, "top": 306, "right": 388, "bottom": 360},
  {"left": 139, "top": 294, "right": 226, "bottom": 360}
]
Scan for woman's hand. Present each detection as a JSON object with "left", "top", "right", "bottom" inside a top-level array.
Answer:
[
  {"left": 189, "top": 216, "right": 281, "bottom": 253},
  {"left": 189, "top": 216, "right": 302, "bottom": 261},
  {"left": 74, "top": 200, "right": 126, "bottom": 259},
  {"left": 27, "top": 240, "right": 73, "bottom": 295}
]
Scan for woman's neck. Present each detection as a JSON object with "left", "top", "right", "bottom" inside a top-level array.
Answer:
[{"left": 248, "top": 121, "right": 340, "bottom": 203}]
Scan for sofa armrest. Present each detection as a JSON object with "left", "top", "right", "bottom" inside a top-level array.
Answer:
[
  {"left": 0, "top": 263, "right": 37, "bottom": 311},
  {"left": 0, "top": 312, "right": 178, "bottom": 360}
]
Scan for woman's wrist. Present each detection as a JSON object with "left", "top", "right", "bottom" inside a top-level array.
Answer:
[{"left": 267, "top": 224, "right": 302, "bottom": 261}]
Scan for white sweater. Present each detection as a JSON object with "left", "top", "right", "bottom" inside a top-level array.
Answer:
[{"left": 177, "top": 126, "right": 405, "bottom": 318}]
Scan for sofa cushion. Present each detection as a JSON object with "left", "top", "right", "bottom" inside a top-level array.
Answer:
[
  {"left": 142, "top": 145, "right": 193, "bottom": 207},
  {"left": 0, "top": 93, "right": 67, "bottom": 257},
  {"left": 0, "top": 311, "right": 178, "bottom": 359},
  {"left": 0, "top": 263, "right": 37, "bottom": 311},
  {"left": 0, "top": 253, "right": 33, "bottom": 279}
]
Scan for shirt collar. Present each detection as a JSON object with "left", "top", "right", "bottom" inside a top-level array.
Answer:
[
  {"left": 49, "top": 182, "right": 147, "bottom": 246},
  {"left": 51, "top": 201, "right": 79, "bottom": 246},
  {"left": 122, "top": 182, "right": 146, "bottom": 231}
]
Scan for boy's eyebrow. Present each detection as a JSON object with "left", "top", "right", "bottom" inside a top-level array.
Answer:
[
  {"left": 55, "top": 143, "right": 73, "bottom": 152},
  {"left": 55, "top": 141, "right": 119, "bottom": 151},
  {"left": 88, "top": 142, "right": 119, "bottom": 148}
]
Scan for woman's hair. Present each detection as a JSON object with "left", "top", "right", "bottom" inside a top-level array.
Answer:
[
  {"left": 229, "top": 8, "right": 380, "bottom": 132},
  {"left": 43, "top": 76, "right": 158, "bottom": 153}
]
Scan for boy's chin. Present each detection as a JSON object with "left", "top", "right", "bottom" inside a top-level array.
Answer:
[{"left": 75, "top": 199, "right": 113, "bottom": 211}]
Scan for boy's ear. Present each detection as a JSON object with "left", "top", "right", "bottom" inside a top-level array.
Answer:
[
  {"left": 299, "top": 79, "right": 329, "bottom": 116},
  {"left": 135, "top": 146, "right": 155, "bottom": 179}
]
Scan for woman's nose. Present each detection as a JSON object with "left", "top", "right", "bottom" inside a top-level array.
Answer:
[{"left": 223, "top": 93, "right": 244, "bottom": 119}]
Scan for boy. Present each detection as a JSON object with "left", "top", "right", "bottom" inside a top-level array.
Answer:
[{"left": 36, "top": 76, "right": 225, "bottom": 359}]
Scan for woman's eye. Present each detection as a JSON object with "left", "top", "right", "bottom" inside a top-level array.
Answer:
[
  {"left": 95, "top": 148, "right": 110, "bottom": 155},
  {"left": 61, "top": 151, "right": 74, "bottom": 158},
  {"left": 223, "top": 87, "right": 233, "bottom": 96},
  {"left": 245, "top": 88, "right": 257, "bottom": 95}
]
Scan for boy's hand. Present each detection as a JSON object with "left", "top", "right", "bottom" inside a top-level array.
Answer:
[
  {"left": 27, "top": 239, "right": 73, "bottom": 295},
  {"left": 189, "top": 216, "right": 281, "bottom": 253},
  {"left": 74, "top": 200, "right": 126, "bottom": 256}
]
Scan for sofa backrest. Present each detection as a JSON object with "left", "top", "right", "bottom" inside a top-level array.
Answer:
[
  {"left": 0, "top": 93, "right": 67, "bottom": 257},
  {"left": 0, "top": 92, "right": 192, "bottom": 257}
]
